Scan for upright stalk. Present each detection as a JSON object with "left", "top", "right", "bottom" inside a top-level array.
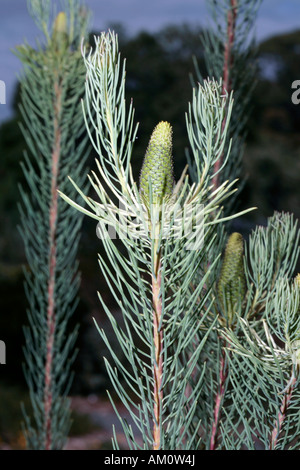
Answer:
[
  {"left": 44, "top": 78, "right": 62, "bottom": 450},
  {"left": 210, "top": 344, "right": 228, "bottom": 449},
  {"left": 269, "top": 371, "right": 297, "bottom": 450},
  {"left": 18, "top": 2, "right": 90, "bottom": 449},
  {"left": 209, "top": 1, "right": 238, "bottom": 448},
  {"left": 222, "top": 0, "right": 237, "bottom": 96},
  {"left": 152, "top": 226, "right": 163, "bottom": 450},
  {"left": 212, "top": 0, "right": 237, "bottom": 190}
]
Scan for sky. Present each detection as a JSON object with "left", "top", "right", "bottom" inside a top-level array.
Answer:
[{"left": 1, "top": 0, "right": 300, "bottom": 123}]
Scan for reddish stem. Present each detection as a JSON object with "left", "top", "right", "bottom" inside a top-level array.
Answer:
[
  {"left": 44, "top": 80, "right": 62, "bottom": 450},
  {"left": 269, "top": 373, "right": 297, "bottom": 450},
  {"left": 222, "top": 0, "right": 237, "bottom": 97},
  {"left": 210, "top": 4, "right": 238, "bottom": 434},
  {"left": 212, "top": 0, "right": 237, "bottom": 190},
  {"left": 152, "top": 255, "right": 163, "bottom": 450},
  {"left": 210, "top": 344, "right": 228, "bottom": 450}
]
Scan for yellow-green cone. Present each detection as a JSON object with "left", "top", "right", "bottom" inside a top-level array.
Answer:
[
  {"left": 52, "top": 12, "right": 68, "bottom": 50},
  {"left": 139, "top": 121, "right": 174, "bottom": 207},
  {"left": 217, "top": 232, "right": 246, "bottom": 326},
  {"left": 291, "top": 274, "right": 300, "bottom": 366},
  {"left": 293, "top": 274, "right": 300, "bottom": 320}
]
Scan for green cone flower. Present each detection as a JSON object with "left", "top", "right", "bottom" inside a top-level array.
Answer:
[
  {"left": 52, "top": 12, "right": 68, "bottom": 50},
  {"left": 288, "top": 274, "right": 300, "bottom": 367},
  {"left": 295, "top": 272, "right": 300, "bottom": 323},
  {"left": 139, "top": 121, "right": 174, "bottom": 207},
  {"left": 294, "top": 273, "right": 300, "bottom": 321},
  {"left": 217, "top": 232, "right": 246, "bottom": 326}
]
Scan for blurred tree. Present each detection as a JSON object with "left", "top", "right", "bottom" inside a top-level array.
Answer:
[
  {"left": 253, "top": 30, "right": 300, "bottom": 134},
  {"left": 243, "top": 29, "right": 300, "bottom": 225}
]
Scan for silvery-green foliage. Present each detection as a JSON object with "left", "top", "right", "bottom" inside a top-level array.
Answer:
[
  {"left": 184, "top": 0, "right": 300, "bottom": 451},
  {"left": 60, "top": 31, "right": 253, "bottom": 450},
  {"left": 17, "top": 0, "right": 90, "bottom": 450},
  {"left": 203, "top": 211, "right": 300, "bottom": 450},
  {"left": 184, "top": 210, "right": 299, "bottom": 450},
  {"left": 192, "top": 0, "right": 262, "bottom": 202},
  {"left": 245, "top": 212, "right": 300, "bottom": 309},
  {"left": 222, "top": 270, "right": 300, "bottom": 449},
  {"left": 27, "top": 0, "right": 52, "bottom": 39}
]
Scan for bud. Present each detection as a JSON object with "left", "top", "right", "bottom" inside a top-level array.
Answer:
[
  {"left": 289, "top": 275, "right": 300, "bottom": 367},
  {"left": 294, "top": 273, "right": 300, "bottom": 319},
  {"left": 139, "top": 121, "right": 174, "bottom": 207},
  {"left": 291, "top": 340, "right": 300, "bottom": 367},
  {"left": 52, "top": 12, "right": 68, "bottom": 50},
  {"left": 295, "top": 272, "right": 300, "bottom": 323},
  {"left": 217, "top": 232, "right": 246, "bottom": 326}
]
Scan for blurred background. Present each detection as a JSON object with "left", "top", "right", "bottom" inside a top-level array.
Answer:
[{"left": 0, "top": 0, "right": 300, "bottom": 449}]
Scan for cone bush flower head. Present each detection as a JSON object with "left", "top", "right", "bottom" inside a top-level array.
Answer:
[
  {"left": 139, "top": 121, "right": 174, "bottom": 207},
  {"left": 52, "top": 12, "right": 68, "bottom": 50},
  {"left": 217, "top": 232, "right": 246, "bottom": 326},
  {"left": 291, "top": 274, "right": 300, "bottom": 365},
  {"left": 295, "top": 273, "right": 300, "bottom": 289},
  {"left": 53, "top": 11, "right": 67, "bottom": 35},
  {"left": 295, "top": 274, "right": 300, "bottom": 319}
]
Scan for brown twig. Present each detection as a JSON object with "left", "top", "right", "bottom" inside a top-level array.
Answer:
[
  {"left": 212, "top": 0, "right": 237, "bottom": 191},
  {"left": 44, "top": 79, "right": 62, "bottom": 450},
  {"left": 209, "top": 1, "right": 238, "bottom": 450},
  {"left": 152, "top": 266, "right": 163, "bottom": 450},
  {"left": 210, "top": 341, "right": 229, "bottom": 450},
  {"left": 269, "top": 371, "right": 297, "bottom": 450},
  {"left": 152, "top": 228, "right": 163, "bottom": 450}
]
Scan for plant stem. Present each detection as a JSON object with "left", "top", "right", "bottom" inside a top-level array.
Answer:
[
  {"left": 269, "top": 371, "right": 297, "bottom": 450},
  {"left": 210, "top": 0, "right": 238, "bottom": 431},
  {"left": 222, "top": 0, "right": 237, "bottom": 97},
  {"left": 210, "top": 342, "right": 228, "bottom": 450},
  {"left": 44, "top": 79, "right": 62, "bottom": 450},
  {"left": 152, "top": 229, "right": 163, "bottom": 450},
  {"left": 212, "top": 0, "right": 237, "bottom": 190},
  {"left": 210, "top": 4, "right": 237, "bottom": 431}
]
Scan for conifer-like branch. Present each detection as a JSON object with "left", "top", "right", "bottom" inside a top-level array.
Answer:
[
  {"left": 193, "top": 0, "right": 262, "bottom": 197},
  {"left": 17, "top": 0, "right": 90, "bottom": 449},
  {"left": 59, "top": 31, "right": 253, "bottom": 450},
  {"left": 186, "top": 0, "right": 262, "bottom": 449}
]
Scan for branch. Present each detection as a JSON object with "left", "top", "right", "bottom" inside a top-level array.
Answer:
[
  {"left": 212, "top": 0, "right": 237, "bottom": 191},
  {"left": 210, "top": 340, "right": 229, "bottom": 450},
  {"left": 152, "top": 253, "right": 163, "bottom": 450},
  {"left": 269, "top": 371, "right": 297, "bottom": 450},
  {"left": 44, "top": 79, "right": 62, "bottom": 450}
]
